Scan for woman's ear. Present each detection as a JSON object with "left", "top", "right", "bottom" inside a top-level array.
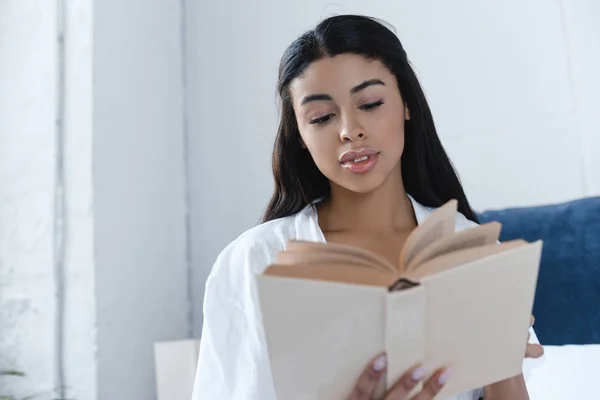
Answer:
[{"left": 404, "top": 104, "right": 411, "bottom": 121}]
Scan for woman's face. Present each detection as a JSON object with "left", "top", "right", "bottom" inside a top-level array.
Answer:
[{"left": 290, "top": 53, "right": 409, "bottom": 194}]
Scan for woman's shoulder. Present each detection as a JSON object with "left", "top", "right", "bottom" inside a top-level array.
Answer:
[
  {"left": 207, "top": 211, "right": 306, "bottom": 287},
  {"left": 226, "top": 215, "right": 296, "bottom": 258}
]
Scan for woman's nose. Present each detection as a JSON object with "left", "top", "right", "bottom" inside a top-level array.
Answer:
[{"left": 340, "top": 122, "right": 366, "bottom": 142}]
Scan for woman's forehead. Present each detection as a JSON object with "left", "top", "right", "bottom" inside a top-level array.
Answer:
[{"left": 290, "top": 54, "right": 393, "bottom": 98}]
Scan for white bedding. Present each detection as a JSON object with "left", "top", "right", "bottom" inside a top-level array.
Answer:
[{"left": 526, "top": 345, "right": 600, "bottom": 399}]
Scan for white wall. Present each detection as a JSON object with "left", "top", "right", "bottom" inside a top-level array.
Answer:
[
  {"left": 562, "top": 0, "right": 600, "bottom": 196},
  {"left": 0, "top": 1, "right": 60, "bottom": 397},
  {"left": 431, "top": 0, "right": 600, "bottom": 211},
  {"left": 0, "top": 2, "right": 99, "bottom": 397},
  {"left": 62, "top": 0, "right": 97, "bottom": 398},
  {"left": 185, "top": 0, "right": 600, "bottom": 335},
  {"left": 0, "top": 1, "right": 189, "bottom": 399}
]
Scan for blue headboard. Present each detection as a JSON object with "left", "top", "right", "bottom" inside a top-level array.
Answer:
[{"left": 478, "top": 197, "right": 600, "bottom": 345}]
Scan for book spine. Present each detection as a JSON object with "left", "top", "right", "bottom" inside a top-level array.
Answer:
[{"left": 384, "top": 287, "right": 427, "bottom": 398}]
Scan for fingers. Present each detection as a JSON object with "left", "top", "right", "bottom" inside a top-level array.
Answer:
[
  {"left": 525, "top": 343, "right": 544, "bottom": 358},
  {"left": 525, "top": 314, "right": 544, "bottom": 358},
  {"left": 384, "top": 367, "right": 448, "bottom": 400},
  {"left": 382, "top": 365, "right": 429, "bottom": 399},
  {"left": 349, "top": 353, "right": 387, "bottom": 400},
  {"left": 409, "top": 369, "right": 449, "bottom": 400}
]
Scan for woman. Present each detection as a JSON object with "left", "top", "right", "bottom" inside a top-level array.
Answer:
[{"left": 193, "top": 14, "right": 544, "bottom": 400}]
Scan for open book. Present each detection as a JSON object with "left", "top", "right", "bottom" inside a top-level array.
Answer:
[{"left": 256, "top": 200, "right": 543, "bottom": 400}]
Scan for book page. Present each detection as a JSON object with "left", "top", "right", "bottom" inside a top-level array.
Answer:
[
  {"left": 405, "top": 222, "right": 501, "bottom": 272},
  {"left": 286, "top": 240, "right": 397, "bottom": 272},
  {"left": 256, "top": 275, "right": 387, "bottom": 400},
  {"left": 398, "top": 200, "right": 458, "bottom": 273},
  {"left": 278, "top": 249, "right": 395, "bottom": 273},
  {"left": 278, "top": 251, "right": 372, "bottom": 267},
  {"left": 402, "top": 240, "right": 526, "bottom": 282},
  {"left": 264, "top": 263, "right": 399, "bottom": 287},
  {"left": 419, "top": 241, "right": 542, "bottom": 399}
]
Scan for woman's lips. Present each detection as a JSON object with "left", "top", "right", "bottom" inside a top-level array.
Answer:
[
  {"left": 339, "top": 148, "right": 379, "bottom": 163},
  {"left": 339, "top": 151, "right": 380, "bottom": 174}
]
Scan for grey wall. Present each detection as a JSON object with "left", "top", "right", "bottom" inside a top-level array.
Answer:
[
  {"left": 93, "top": 0, "right": 189, "bottom": 399},
  {"left": 185, "top": 0, "right": 292, "bottom": 334}
]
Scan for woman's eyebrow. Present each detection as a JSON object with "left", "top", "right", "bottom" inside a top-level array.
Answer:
[
  {"left": 350, "top": 79, "right": 385, "bottom": 94},
  {"left": 300, "top": 78, "right": 385, "bottom": 105},
  {"left": 301, "top": 94, "right": 332, "bottom": 105}
]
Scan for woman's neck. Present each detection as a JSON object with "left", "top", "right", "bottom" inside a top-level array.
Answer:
[{"left": 317, "top": 172, "right": 417, "bottom": 234}]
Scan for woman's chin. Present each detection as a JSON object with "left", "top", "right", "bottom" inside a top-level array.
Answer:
[{"left": 335, "top": 179, "right": 385, "bottom": 195}]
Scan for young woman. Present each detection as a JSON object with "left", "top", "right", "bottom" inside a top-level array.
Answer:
[{"left": 193, "top": 15, "right": 544, "bottom": 400}]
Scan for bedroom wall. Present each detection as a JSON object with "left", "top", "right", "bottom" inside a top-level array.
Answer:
[{"left": 185, "top": 0, "right": 600, "bottom": 335}]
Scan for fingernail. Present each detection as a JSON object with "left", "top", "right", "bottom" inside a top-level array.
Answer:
[
  {"left": 373, "top": 354, "right": 387, "bottom": 372},
  {"left": 438, "top": 369, "right": 450, "bottom": 386},
  {"left": 411, "top": 366, "right": 427, "bottom": 381}
]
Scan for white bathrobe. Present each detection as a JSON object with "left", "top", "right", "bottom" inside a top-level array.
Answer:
[{"left": 192, "top": 196, "right": 542, "bottom": 400}]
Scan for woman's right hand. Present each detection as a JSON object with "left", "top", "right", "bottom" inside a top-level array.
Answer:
[{"left": 349, "top": 354, "right": 449, "bottom": 400}]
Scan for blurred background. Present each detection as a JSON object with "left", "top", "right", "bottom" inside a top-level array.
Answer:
[{"left": 1, "top": 0, "right": 599, "bottom": 399}]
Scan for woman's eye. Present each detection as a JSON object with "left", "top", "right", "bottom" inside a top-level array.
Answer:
[
  {"left": 310, "top": 114, "right": 335, "bottom": 125},
  {"left": 359, "top": 100, "right": 384, "bottom": 110}
]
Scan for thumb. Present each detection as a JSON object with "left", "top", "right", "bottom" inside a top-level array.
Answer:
[{"left": 525, "top": 343, "right": 544, "bottom": 358}]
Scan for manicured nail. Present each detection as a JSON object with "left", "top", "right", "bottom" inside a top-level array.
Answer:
[
  {"left": 411, "top": 366, "right": 428, "bottom": 381},
  {"left": 373, "top": 355, "right": 387, "bottom": 372},
  {"left": 438, "top": 369, "right": 450, "bottom": 385}
]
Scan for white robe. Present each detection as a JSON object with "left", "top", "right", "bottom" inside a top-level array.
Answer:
[{"left": 192, "top": 196, "right": 542, "bottom": 400}]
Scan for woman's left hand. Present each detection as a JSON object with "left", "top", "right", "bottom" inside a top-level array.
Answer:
[{"left": 525, "top": 315, "right": 544, "bottom": 359}]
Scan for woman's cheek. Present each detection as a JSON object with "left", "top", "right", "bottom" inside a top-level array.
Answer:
[{"left": 308, "top": 144, "right": 339, "bottom": 177}]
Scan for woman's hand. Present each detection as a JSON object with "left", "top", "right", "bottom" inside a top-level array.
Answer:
[
  {"left": 525, "top": 315, "right": 544, "bottom": 359},
  {"left": 350, "top": 316, "right": 542, "bottom": 399},
  {"left": 349, "top": 354, "right": 449, "bottom": 400}
]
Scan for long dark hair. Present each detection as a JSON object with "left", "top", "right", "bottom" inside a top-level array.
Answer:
[{"left": 263, "top": 15, "right": 478, "bottom": 223}]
